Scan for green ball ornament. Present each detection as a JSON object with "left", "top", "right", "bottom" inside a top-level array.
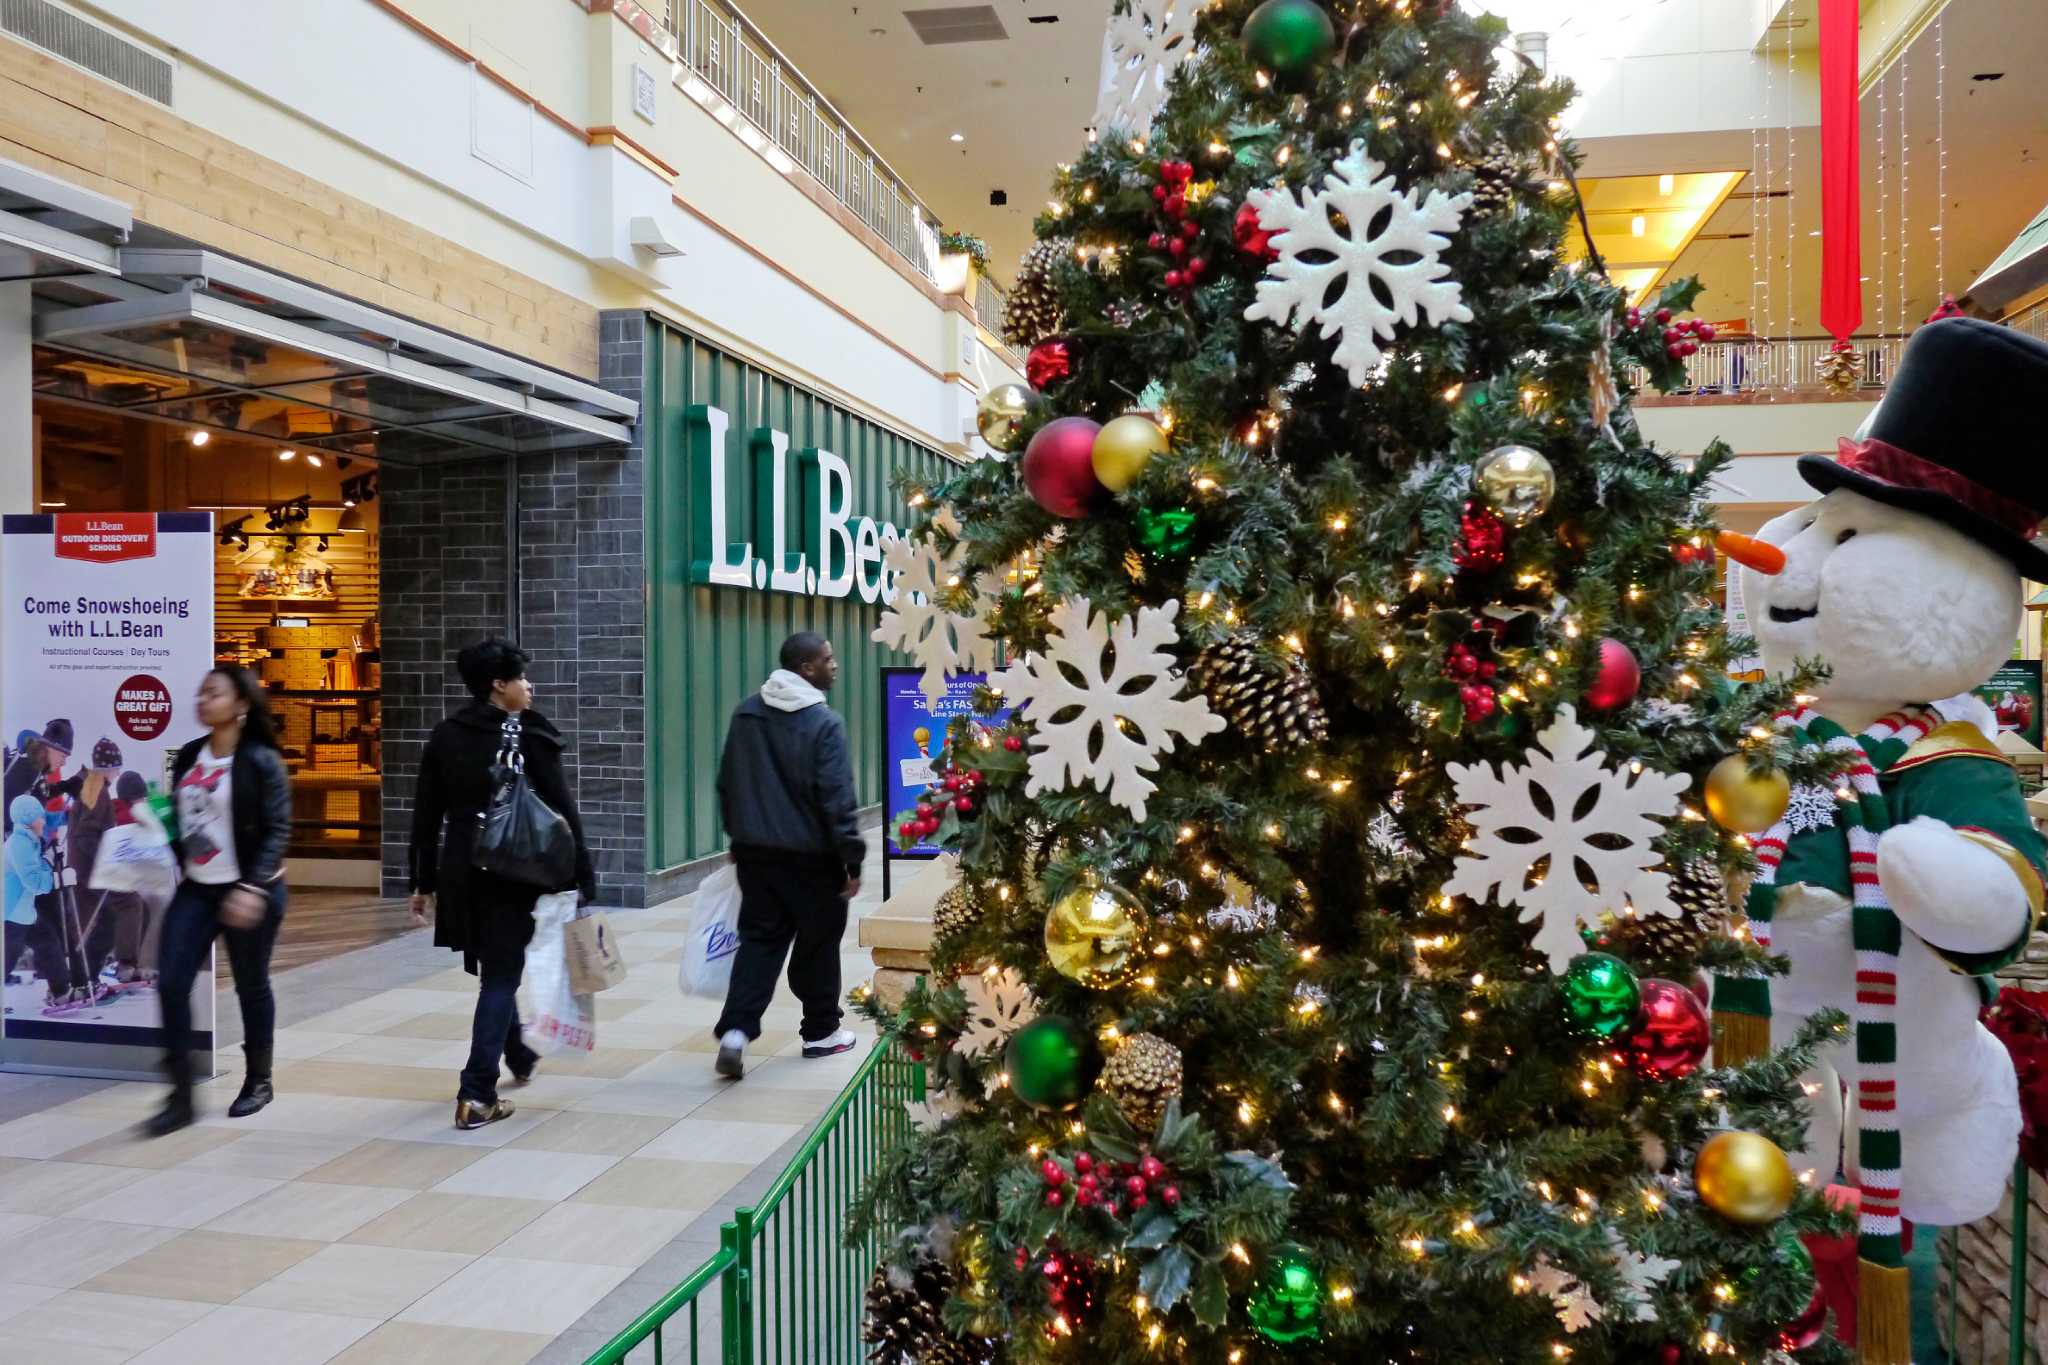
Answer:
[
  {"left": 1740, "top": 1232, "right": 1814, "bottom": 1293},
  {"left": 1005, "top": 1016, "right": 1098, "bottom": 1112},
  {"left": 1133, "top": 505, "right": 1198, "bottom": 561},
  {"left": 1246, "top": 1242, "right": 1323, "bottom": 1345},
  {"left": 1559, "top": 952, "right": 1642, "bottom": 1039},
  {"left": 1241, "top": 0, "right": 1336, "bottom": 77}
]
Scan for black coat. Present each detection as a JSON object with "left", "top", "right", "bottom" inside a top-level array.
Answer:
[
  {"left": 717, "top": 694, "right": 863, "bottom": 875},
  {"left": 409, "top": 704, "right": 595, "bottom": 973},
  {"left": 169, "top": 737, "right": 292, "bottom": 885}
]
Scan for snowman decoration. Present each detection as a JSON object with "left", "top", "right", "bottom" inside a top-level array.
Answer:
[{"left": 1726, "top": 319, "right": 2048, "bottom": 1357}]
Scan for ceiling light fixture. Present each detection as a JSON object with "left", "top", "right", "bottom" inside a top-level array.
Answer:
[
  {"left": 950, "top": 132, "right": 965, "bottom": 142},
  {"left": 1658, "top": 174, "right": 1674, "bottom": 196},
  {"left": 188, "top": 430, "right": 210, "bottom": 448},
  {"left": 1631, "top": 214, "right": 1647, "bottom": 237},
  {"left": 306, "top": 454, "right": 323, "bottom": 468},
  {"left": 278, "top": 450, "right": 296, "bottom": 462}
]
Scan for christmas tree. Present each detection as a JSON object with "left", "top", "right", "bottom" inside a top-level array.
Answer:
[{"left": 855, "top": 2, "right": 1851, "bottom": 1361}]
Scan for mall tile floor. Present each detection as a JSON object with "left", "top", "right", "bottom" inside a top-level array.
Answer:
[{"left": 0, "top": 830, "right": 886, "bottom": 1365}]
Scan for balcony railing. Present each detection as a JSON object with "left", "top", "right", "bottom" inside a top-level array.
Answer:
[
  {"left": 974, "top": 271, "right": 1009, "bottom": 341},
  {"left": 664, "top": 0, "right": 942, "bottom": 280},
  {"left": 1623, "top": 336, "right": 1904, "bottom": 398}
]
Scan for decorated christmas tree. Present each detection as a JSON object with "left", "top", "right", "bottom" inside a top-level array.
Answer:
[{"left": 856, "top": 2, "right": 1852, "bottom": 1360}]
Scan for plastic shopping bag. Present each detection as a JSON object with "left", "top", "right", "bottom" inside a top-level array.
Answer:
[
  {"left": 89, "top": 812, "right": 179, "bottom": 902},
  {"left": 679, "top": 864, "right": 743, "bottom": 999},
  {"left": 524, "top": 890, "right": 596, "bottom": 1055}
]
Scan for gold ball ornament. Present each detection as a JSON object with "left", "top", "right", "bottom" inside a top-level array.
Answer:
[
  {"left": 1474, "top": 444, "right": 1557, "bottom": 526},
  {"left": 1704, "top": 755, "right": 1792, "bottom": 834},
  {"left": 975, "top": 383, "right": 1041, "bottom": 455},
  {"left": 1693, "top": 1130, "right": 1797, "bottom": 1224},
  {"left": 1043, "top": 883, "right": 1146, "bottom": 989},
  {"left": 1090, "top": 414, "right": 1168, "bottom": 493}
]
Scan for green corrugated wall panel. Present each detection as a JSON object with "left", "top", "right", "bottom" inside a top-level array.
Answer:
[{"left": 643, "top": 317, "right": 956, "bottom": 872}]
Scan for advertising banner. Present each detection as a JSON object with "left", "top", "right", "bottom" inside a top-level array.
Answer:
[
  {"left": 1975, "top": 658, "right": 2044, "bottom": 751},
  {"left": 1, "top": 513, "right": 214, "bottom": 1078},
  {"left": 879, "top": 668, "right": 1012, "bottom": 897}
]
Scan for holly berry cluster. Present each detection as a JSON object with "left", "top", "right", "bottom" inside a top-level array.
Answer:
[
  {"left": 1022, "top": 1245, "right": 1099, "bottom": 1336},
  {"left": 1039, "top": 1148, "right": 1180, "bottom": 1216},
  {"left": 1624, "top": 305, "right": 1716, "bottom": 359},
  {"left": 1451, "top": 501, "right": 1506, "bottom": 572},
  {"left": 1670, "top": 536, "right": 1713, "bottom": 566},
  {"left": 1146, "top": 160, "right": 1208, "bottom": 293},
  {"left": 1444, "top": 627, "right": 1502, "bottom": 725},
  {"left": 895, "top": 764, "right": 987, "bottom": 842}
]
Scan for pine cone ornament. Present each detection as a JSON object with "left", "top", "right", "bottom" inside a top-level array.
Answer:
[
  {"left": 1612, "top": 858, "right": 1728, "bottom": 965},
  {"left": 864, "top": 1257, "right": 994, "bottom": 1365},
  {"left": 1469, "top": 153, "right": 1534, "bottom": 215},
  {"left": 1099, "top": 1032, "right": 1183, "bottom": 1134},
  {"left": 1003, "top": 238, "right": 1070, "bottom": 350},
  {"left": 1189, "top": 632, "right": 1329, "bottom": 750},
  {"left": 934, "top": 881, "right": 980, "bottom": 941}
]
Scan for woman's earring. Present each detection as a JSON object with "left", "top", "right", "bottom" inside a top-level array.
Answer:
[{"left": 237, "top": 711, "right": 248, "bottom": 727}]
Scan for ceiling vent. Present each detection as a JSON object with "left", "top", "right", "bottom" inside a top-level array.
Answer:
[
  {"left": 1, "top": 0, "right": 172, "bottom": 105},
  {"left": 903, "top": 6, "right": 1007, "bottom": 44}
]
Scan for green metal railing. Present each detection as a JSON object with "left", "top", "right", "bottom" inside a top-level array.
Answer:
[
  {"left": 586, "top": 1036, "right": 924, "bottom": 1365},
  {"left": 1938, "top": 1155, "right": 2040, "bottom": 1364}
]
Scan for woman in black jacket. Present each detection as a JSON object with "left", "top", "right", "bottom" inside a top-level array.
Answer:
[
  {"left": 409, "top": 639, "right": 594, "bottom": 1130},
  {"left": 148, "top": 667, "right": 292, "bottom": 1137}
]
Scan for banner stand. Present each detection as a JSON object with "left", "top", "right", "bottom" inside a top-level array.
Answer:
[
  {"left": 0, "top": 513, "right": 216, "bottom": 1083},
  {"left": 878, "top": 667, "right": 1013, "bottom": 901}
]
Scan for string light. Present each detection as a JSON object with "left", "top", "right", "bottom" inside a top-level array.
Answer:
[
  {"left": 1899, "top": 49, "right": 1909, "bottom": 342},
  {"left": 1936, "top": 13, "right": 1947, "bottom": 291},
  {"left": 1877, "top": 48, "right": 1888, "bottom": 343},
  {"left": 1781, "top": 9, "right": 1795, "bottom": 355}
]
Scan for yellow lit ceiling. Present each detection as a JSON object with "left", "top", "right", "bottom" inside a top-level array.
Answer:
[{"left": 1560, "top": 171, "right": 1746, "bottom": 308}]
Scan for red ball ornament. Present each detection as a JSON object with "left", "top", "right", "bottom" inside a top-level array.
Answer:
[
  {"left": 1778, "top": 1285, "right": 1828, "bottom": 1351},
  {"left": 1696, "top": 321, "right": 1717, "bottom": 341},
  {"left": 954, "top": 797, "right": 975, "bottom": 814},
  {"left": 1164, "top": 192, "right": 1185, "bottom": 217},
  {"left": 1139, "top": 1155, "right": 1165, "bottom": 1182},
  {"left": 1624, "top": 978, "right": 1711, "bottom": 1082},
  {"left": 1453, "top": 502, "right": 1507, "bottom": 571},
  {"left": 1164, "top": 269, "right": 1184, "bottom": 289},
  {"left": 1026, "top": 339, "right": 1074, "bottom": 390},
  {"left": 1148, "top": 232, "right": 1166, "bottom": 250},
  {"left": 1187, "top": 257, "right": 1207, "bottom": 280},
  {"left": 1004, "top": 735, "right": 1024, "bottom": 752},
  {"left": 1161, "top": 1184, "right": 1181, "bottom": 1207},
  {"left": 1045, "top": 1189, "right": 1064, "bottom": 1208},
  {"left": 898, "top": 821, "right": 916, "bottom": 839},
  {"left": 1125, "top": 1175, "right": 1147, "bottom": 1197},
  {"left": 1659, "top": 1349, "right": 1681, "bottom": 1365},
  {"left": 1152, "top": 184, "right": 1168, "bottom": 202},
  {"left": 1655, "top": 307, "right": 1673, "bottom": 324},
  {"left": 1679, "top": 339, "right": 1699, "bottom": 358},
  {"left": 1074, "top": 1152, "right": 1093, "bottom": 1174},
  {"left": 915, "top": 803, "right": 935, "bottom": 820},
  {"left": 1663, "top": 327, "right": 1683, "bottom": 344},
  {"left": 1168, "top": 237, "right": 1187, "bottom": 259},
  {"left": 1583, "top": 638, "right": 1641, "bottom": 713},
  {"left": 1021, "top": 416, "right": 1106, "bottom": 518},
  {"left": 1181, "top": 219, "right": 1199, "bottom": 238},
  {"left": 1042, "top": 1159, "right": 1065, "bottom": 1185},
  {"left": 1626, "top": 307, "right": 1643, "bottom": 329}
]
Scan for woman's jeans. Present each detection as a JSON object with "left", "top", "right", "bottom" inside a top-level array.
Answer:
[
  {"left": 462, "top": 941, "right": 537, "bottom": 1105},
  {"left": 158, "top": 879, "right": 286, "bottom": 1078}
]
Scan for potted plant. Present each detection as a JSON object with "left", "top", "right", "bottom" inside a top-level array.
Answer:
[{"left": 935, "top": 230, "right": 990, "bottom": 297}]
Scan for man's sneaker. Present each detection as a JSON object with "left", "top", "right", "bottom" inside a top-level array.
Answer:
[
  {"left": 715, "top": 1029, "right": 747, "bottom": 1079},
  {"left": 454, "top": 1098, "right": 514, "bottom": 1131},
  {"left": 801, "top": 1029, "right": 860, "bottom": 1060}
]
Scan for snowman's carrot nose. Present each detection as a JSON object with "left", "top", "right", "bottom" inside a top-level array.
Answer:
[{"left": 1717, "top": 531, "right": 1786, "bottom": 576}]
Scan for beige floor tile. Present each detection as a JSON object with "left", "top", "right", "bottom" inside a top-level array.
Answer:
[
  {"left": 300, "top": 1139, "right": 486, "bottom": 1190},
  {"left": 178, "top": 1133, "right": 369, "bottom": 1182},
  {"left": 372, "top": 1100, "right": 557, "bottom": 1148},
  {"left": 746, "top": 1051, "right": 868, "bottom": 1089},
  {"left": 316, "top": 1036, "right": 473, "bottom": 1070},
  {"left": 44, "top": 1084, "right": 162, "bottom": 1120},
  {"left": 343, "top": 1192, "right": 550, "bottom": 1255},
  {"left": 431, "top": 1148, "right": 618, "bottom": 1203},
  {"left": 0, "top": 1159, "right": 149, "bottom": 1215},
  {"left": 83, "top": 1230, "right": 324, "bottom": 1304},
  {"left": 567, "top": 1081, "right": 719, "bottom": 1119},
  {"left": 0, "top": 1279, "right": 64, "bottom": 1323},
  {"left": 373, "top": 1012, "right": 474, "bottom": 1042},
  {"left": 634, "top": 1118, "right": 800, "bottom": 1165},
  {"left": 488, "top": 1202, "right": 696, "bottom": 1267},
  {"left": 506, "top": 1111, "right": 673, "bottom": 1158},
  {"left": 0, "top": 1112, "right": 132, "bottom": 1159},
  {"left": 130, "top": 1303, "right": 378, "bottom": 1365},
  {"left": 1, "top": 1218, "right": 181, "bottom": 1288},
  {"left": 570, "top": 1157, "right": 754, "bottom": 1210},
  {"left": 327, "top": 1321, "right": 550, "bottom": 1365},
  {"left": 407, "top": 968, "right": 482, "bottom": 994},
  {"left": 190, "top": 1094, "right": 424, "bottom": 1140},
  {"left": 292, "top": 1001, "right": 437, "bottom": 1037},
  {"left": 268, "top": 1028, "right": 357, "bottom": 1061},
  {"left": 71, "top": 1168, "right": 280, "bottom": 1229},
  {"left": 203, "top": 1181, "right": 414, "bottom": 1242},
  {"left": 236, "top": 1243, "right": 474, "bottom": 1319},
  {"left": 274, "top": 1061, "right": 463, "bottom": 1104},
  {"left": 686, "top": 1085, "right": 838, "bottom": 1124},
  {"left": 10, "top": 1290, "right": 215, "bottom": 1358},
  {"left": 673, "top": 1027, "right": 796, "bottom": 1055},
  {"left": 593, "top": 995, "right": 650, "bottom": 1021},
  {"left": 57, "top": 1123, "right": 243, "bottom": 1170},
  {"left": 396, "top": 1255, "right": 632, "bottom": 1334},
  {"left": 514, "top": 1046, "right": 664, "bottom": 1080}
]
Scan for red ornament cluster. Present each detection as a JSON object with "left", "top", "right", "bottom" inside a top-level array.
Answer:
[
  {"left": 1148, "top": 159, "right": 1208, "bottom": 292},
  {"left": 1619, "top": 977, "right": 1711, "bottom": 1082},
  {"left": 1983, "top": 988, "right": 2048, "bottom": 1176},
  {"left": 1026, "top": 338, "right": 1074, "bottom": 390},
  {"left": 1040, "top": 1147, "right": 1179, "bottom": 1217},
  {"left": 1036, "top": 1246, "right": 1099, "bottom": 1336},
  {"left": 1623, "top": 306, "right": 1716, "bottom": 359},
  {"left": 896, "top": 764, "right": 987, "bottom": 842},
  {"left": 1452, "top": 501, "right": 1506, "bottom": 572},
  {"left": 1233, "top": 200, "right": 1278, "bottom": 261},
  {"left": 1444, "top": 632, "right": 1501, "bottom": 725},
  {"left": 1670, "top": 537, "right": 1711, "bottom": 566}
]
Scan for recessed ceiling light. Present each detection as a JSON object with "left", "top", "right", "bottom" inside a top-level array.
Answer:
[
  {"left": 1658, "top": 174, "right": 1674, "bottom": 196},
  {"left": 306, "top": 454, "right": 323, "bottom": 468},
  {"left": 278, "top": 450, "right": 295, "bottom": 462},
  {"left": 1631, "top": 214, "right": 1647, "bottom": 237},
  {"left": 950, "top": 132, "right": 965, "bottom": 142},
  {"left": 188, "top": 430, "right": 210, "bottom": 447}
]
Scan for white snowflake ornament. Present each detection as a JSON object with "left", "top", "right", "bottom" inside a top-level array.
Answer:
[
  {"left": 1243, "top": 142, "right": 1475, "bottom": 387},
  {"left": 1443, "top": 706, "right": 1690, "bottom": 973},
  {"left": 994, "top": 597, "right": 1223, "bottom": 819},
  {"left": 956, "top": 966, "right": 1039, "bottom": 1060},
  {"left": 872, "top": 510, "right": 999, "bottom": 707},
  {"left": 1607, "top": 1232, "right": 1679, "bottom": 1322},
  {"left": 1782, "top": 782, "right": 1838, "bottom": 836},
  {"left": 1093, "top": 1, "right": 1202, "bottom": 134}
]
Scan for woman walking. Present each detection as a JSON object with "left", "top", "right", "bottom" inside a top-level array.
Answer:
[
  {"left": 147, "top": 668, "right": 292, "bottom": 1137},
  {"left": 409, "top": 639, "right": 594, "bottom": 1130}
]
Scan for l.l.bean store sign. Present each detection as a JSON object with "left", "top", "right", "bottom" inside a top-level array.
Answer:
[{"left": 685, "top": 404, "right": 912, "bottom": 602}]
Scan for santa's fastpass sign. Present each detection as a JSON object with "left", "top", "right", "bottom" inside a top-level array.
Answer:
[{"left": 685, "top": 404, "right": 905, "bottom": 602}]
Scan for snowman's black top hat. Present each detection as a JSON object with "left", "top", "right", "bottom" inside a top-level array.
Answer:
[{"left": 1799, "top": 318, "right": 2048, "bottom": 580}]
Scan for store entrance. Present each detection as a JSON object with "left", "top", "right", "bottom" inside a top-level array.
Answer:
[{"left": 31, "top": 376, "right": 409, "bottom": 973}]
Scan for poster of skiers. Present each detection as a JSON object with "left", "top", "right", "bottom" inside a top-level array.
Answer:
[{"left": 2, "top": 513, "right": 214, "bottom": 1065}]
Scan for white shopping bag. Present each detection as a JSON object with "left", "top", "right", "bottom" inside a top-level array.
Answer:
[
  {"left": 524, "top": 890, "right": 596, "bottom": 1055},
  {"left": 679, "top": 864, "right": 743, "bottom": 999},
  {"left": 89, "top": 812, "right": 179, "bottom": 908}
]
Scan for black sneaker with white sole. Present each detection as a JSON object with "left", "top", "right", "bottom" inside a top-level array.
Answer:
[
  {"left": 801, "top": 1029, "right": 859, "bottom": 1059},
  {"left": 715, "top": 1029, "right": 747, "bottom": 1079}
]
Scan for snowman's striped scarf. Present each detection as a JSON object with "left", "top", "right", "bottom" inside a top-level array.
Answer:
[{"left": 1744, "top": 704, "right": 1938, "bottom": 1270}]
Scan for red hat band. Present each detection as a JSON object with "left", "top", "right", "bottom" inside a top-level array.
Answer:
[{"left": 1835, "top": 437, "right": 2043, "bottom": 542}]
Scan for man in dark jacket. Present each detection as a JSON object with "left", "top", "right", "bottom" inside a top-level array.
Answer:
[{"left": 713, "top": 631, "right": 863, "bottom": 1077}]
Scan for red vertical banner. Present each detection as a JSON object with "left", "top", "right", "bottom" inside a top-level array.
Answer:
[{"left": 1818, "top": 0, "right": 1862, "bottom": 340}]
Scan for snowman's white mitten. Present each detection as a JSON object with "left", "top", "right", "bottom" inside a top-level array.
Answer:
[{"left": 1877, "top": 815, "right": 2031, "bottom": 955}]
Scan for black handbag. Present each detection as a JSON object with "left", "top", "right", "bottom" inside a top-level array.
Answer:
[{"left": 472, "top": 717, "right": 577, "bottom": 889}]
